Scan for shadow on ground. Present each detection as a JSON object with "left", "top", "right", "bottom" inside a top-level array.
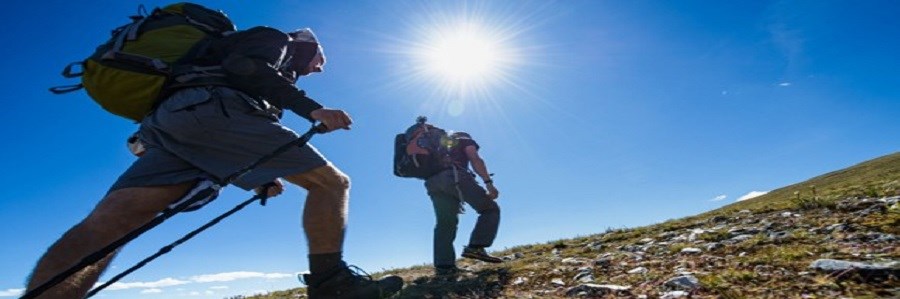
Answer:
[{"left": 395, "top": 267, "right": 511, "bottom": 298}]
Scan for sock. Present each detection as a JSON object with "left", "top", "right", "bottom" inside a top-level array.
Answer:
[{"left": 309, "top": 252, "right": 343, "bottom": 275}]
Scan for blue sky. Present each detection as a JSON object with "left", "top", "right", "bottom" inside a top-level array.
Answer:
[{"left": 2, "top": 0, "right": 899, "bottom": 298}]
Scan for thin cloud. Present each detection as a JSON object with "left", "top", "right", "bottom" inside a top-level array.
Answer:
[
  {"left": 140, "top": 288, "right": 162, "bottom": 294},
  {"left": 710, "top": 194, "right": 727, "bottom": 202},
  {"left": 737, "top": 191, "right": 769, "bottom": 201},
  {"left": 101, "top": 277, "right": 190, "bottom": 291},
  {"left": 778, "top": 82, "right": 791, "bottom": 86},
  {"left": 0, "top": 288, "right": 23, "bottom": 297},
  {"left": 190, "top": 271, "right": 292, "bottom": 283},
  {"left": 87, "top": 271, "right": 290, "bottom": 292}
]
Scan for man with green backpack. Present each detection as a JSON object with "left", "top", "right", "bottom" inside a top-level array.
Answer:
[{"left": 30, "top": 3, "right": 402, "bottom": 299}]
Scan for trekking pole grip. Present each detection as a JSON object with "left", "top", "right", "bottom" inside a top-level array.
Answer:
[{"left": 313, "top": 122, "right": 328, "bottom": 133}]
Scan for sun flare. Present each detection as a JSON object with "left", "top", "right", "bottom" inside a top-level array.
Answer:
[
  {"left": 381, "top": 2, "right": 544, "bottom": 118},
  {"left": 423, "top": 27, "right": 500, "bottom": 82},
  {"left": 407, "top": 20, "right": 518, "bottom": 99}
]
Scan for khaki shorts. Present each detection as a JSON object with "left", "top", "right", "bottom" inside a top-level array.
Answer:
[{"left": 110, "top": 86, "right": 327, "bottom": 192}]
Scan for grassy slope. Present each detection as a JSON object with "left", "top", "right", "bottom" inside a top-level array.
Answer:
[
  {"left": 242, "top": 152, "right": 900, "bottom": 299},
  {"left": 713, "top": 151, "right": 900, "bottom": 214}
]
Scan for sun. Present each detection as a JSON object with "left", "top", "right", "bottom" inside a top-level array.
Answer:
[
  {"left": 406, "top": 20, "right": 518, "bottom": 99},
  {"left": 422, "top": 25, "right": 501, "bottom": 82},
  {"left": 379, "top": 1, "right": 543, "bottom": 117}
]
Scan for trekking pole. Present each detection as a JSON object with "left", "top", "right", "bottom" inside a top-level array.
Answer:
[
  {"left": 85, "top": 186, "right": 275, "bottom": 298},
  {"left": 21, "top": 123, "right": 327, "bottom": 299}
]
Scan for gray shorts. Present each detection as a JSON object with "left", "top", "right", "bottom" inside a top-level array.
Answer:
[{"left": 111, "top": 86, "right": 328, "bottom": 192}]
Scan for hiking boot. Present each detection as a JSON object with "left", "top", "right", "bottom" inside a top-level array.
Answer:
[
  {"left": 434, "top": 266, "right": 463, "bottom": 276},
  {"left": 461, "top": 246, "right": 503, "bottom": 263},
  {"left": 299, "top": 264, "right": 404, "bottom": 299}
]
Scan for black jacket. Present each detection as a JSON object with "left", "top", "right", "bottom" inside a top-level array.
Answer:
[{"left": 192, "top": 26, "right": 323, "bottom": 122}]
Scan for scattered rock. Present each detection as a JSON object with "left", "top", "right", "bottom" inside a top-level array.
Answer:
[
  {"left": 573, "top": 270, "right": 594, "bottom": 283},
  {"left": 551, "top": 278, "right": 566, "bottom": 287},
  {"left": 513, "top": 277, "right": 528, "bottom": 285},
  {"left": 767, "top": 231, "right": 791, "bottom": 242},
  {"left": 660, "top": 290, "right": 690, "bottom": 299},
  {"left": 658, "top": 231, "right": 678, "bottom": 240},
  {"left": 664, "top": 275, "right": 700, "bottom": 290},
  {"left": 680, "top": 247, "right": 702, "bottom": 254},
  {"left": 564, "top": 284, "right": 631, "bottom": 297},
  {"left": 729, "top": 234, "right": 755, "bottom": 243},
  {"left": 503, "top": 252, "right": 525, "bottom": 261},
  {"left": 627, "top": 267, "right": 648, "bottom": 274},
  {"left": 585, "top": 241, "right": 603, "bottom": 252},
  {"left": 595, "top": 257, "right": 612, "bottom": 268},
  {"left": 708, "top": 215, "right": 728, "bottom": 223},
  {"left": 809, "top": 259, "right": 900, "bottom": 281}
]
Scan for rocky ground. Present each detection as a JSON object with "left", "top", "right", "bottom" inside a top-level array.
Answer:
[{"left": 246, "top": 196, "right": 899, "bottom": 299}]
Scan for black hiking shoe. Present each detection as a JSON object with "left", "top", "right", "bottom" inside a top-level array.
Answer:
[
  {"left": 299, "top": 263, "right": 404, "bottom": 299},
  {"left": 434, "top": 266, "right": 466, "bottom": 276},
  {"left": 461, "top": 246, "right": 503, "bottom": 263}
]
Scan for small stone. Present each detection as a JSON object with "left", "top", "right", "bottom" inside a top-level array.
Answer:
[
  {"left": 564, "top": 284, "right": 631, "bottom": 297},
  {"left": 513, "top": 277, "right": 528, "bottom": 285},
  {"left": 681, "top": 247, "right": 702, "bottom": 254},
  {"left": 551, "top": 278, "right": 565, "bottom": 287},
  {"left": 627, "top": 267, "right": 648, "bottom": 274},
  {"left": 664, "top": 275, "right": 700, "bottom": 290},
  {"left": 660, "top": 291, "right": 689, "bottom": 299}
]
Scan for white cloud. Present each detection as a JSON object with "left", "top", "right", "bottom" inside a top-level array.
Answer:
[
  {"left": 190, "top": 271, "right": 292, "bottom": 283},
  {"left": 710, "top": 194, "right": 727, "bottom": 202},
  {"left": 140, "top": 288, "right": 162, "bottom": 294},
  {"left": 0, "top": 288, "right": 24, "bottom": 297},
  {"left": 779, "top": 82, "right": 791, "bottom": 87},
  {"left": 100, "top": 277, "right": 190, "bottom": 291},
  {"left": 90, "top": 271, "right": 290, "bottom": 293},
  {"left": 210, "top": 286, "right": 229, "bottom": 290},
  {"left": 737, "top": 191, "right": 769, "bottom": 201}
]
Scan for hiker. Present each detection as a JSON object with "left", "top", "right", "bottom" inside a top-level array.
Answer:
[
  {"left": 27, "top": 7, "right": 402, "bottom": 299},
  {"left": 401, "top": 121, "right": 503, "bottom": 275}
]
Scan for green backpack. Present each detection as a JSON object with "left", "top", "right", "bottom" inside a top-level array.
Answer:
[{"left": 50, "top": 3, "right": 235, "bottom": 122}]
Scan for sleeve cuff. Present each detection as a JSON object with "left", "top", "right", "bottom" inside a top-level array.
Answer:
[{"left": 285, "top": 92, "right": 324, "bottom": 122}]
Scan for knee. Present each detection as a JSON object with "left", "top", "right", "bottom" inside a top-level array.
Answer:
[
  {"left": 477, "top": 203, "right": 500, "bottom": 216},
  {"left": 288, "top": 164, "right": 351, "bottom": 192}
]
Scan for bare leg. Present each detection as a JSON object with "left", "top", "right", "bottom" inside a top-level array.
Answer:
[
  {"left": 26, "top": 183, "right": 194, "bottom": 299},
  {"left": 284, "top": 164, "right": 350, "bottom": 254}
]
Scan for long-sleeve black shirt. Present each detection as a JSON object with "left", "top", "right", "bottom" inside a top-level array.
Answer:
[{"left": 193, "top": 26, "right": 323, "bottom": 122}]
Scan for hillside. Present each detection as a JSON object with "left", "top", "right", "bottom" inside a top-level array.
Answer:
[{"left": 241, "top": 152, "right": 900, "bottom": 298}]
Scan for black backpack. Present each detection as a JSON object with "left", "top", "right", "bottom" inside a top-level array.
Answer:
[{"left": 394, "top": 120, "right": 455, "bottom": 179}]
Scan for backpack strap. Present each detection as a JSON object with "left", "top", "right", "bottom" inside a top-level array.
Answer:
[
  {"left": 49, "top": 84, "right": 83, "bottom": 94},
  {"left": 101, "top": 17, "right": 171, "bottom": 73},
  {"left": 49, "top": 62, "right": 86, "bottom": 94}
]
